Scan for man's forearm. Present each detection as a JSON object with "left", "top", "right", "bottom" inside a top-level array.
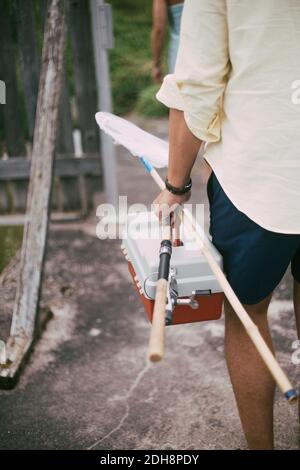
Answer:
[
  {"left": 151, "top": 0, "right": 167, "bottom": 68},
  {"left": 167, "top": 109, "right": 203, "bottom": 187},
  {"left": 151, "top": 28, "right": 165, "bottom": 67}
]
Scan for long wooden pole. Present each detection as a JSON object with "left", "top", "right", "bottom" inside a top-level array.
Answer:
[
  {"left": 148, "top": 166, "right": 297, "bottom": 402},
  {"left": 147, "top": 163, "right": 171, "bottom": 361}
]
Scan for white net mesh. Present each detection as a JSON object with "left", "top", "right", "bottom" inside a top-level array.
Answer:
[{"left": 95, "top": 112, "right": 169, "bottom": 168}]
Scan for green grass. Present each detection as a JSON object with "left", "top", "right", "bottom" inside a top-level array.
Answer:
[
  {"left": 135, "top": 84, "right": 168, "bottom": 117},
  {"left": 110, "top": 0, "right": 168, "bottom": 116},
  {"left": 0, "top": 225, "right": 23, "bottom": 274},
  {"left": 0, "top": 0, "right": 166, "bottom": 153}
]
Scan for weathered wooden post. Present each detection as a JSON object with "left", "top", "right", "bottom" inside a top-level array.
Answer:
[
  {"left": 41, "top": 0, "right": 77, "bottom": 213},
  {"left": 0, "top": 0, "right": 68, "bottom": 388},
  {"left": 90, "top": 0, "right": 118, "bottom": 208},
  {"left": 15, "top": 0, "right": 76, "bottom": 213},
  {"left": 39, "top": 0, "right": 74, "bottom": 160}
]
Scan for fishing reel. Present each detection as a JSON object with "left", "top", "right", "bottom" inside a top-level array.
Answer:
[{"left": 165, "top": 268, "right": 212, "bottom": 325}]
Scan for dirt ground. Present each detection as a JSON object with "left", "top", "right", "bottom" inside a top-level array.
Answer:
[{"left": 0, "top": 117, "right": 299, "bottom": 450}]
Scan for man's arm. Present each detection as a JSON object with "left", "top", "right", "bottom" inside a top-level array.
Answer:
[
  {"left": 153, "top": 108, "right": 202, "bottom": 210},
  {"left": 154, "top": 0, "right": 229, "bottom": 210},
  {"left": 167, "top": 108, "right": 202, "bottom": 188},
  {"left": 151, "top": 0, "right": 168, "bottom": 84}
]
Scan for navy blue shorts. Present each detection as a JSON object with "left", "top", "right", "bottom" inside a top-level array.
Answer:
[{"left": 207, "top": 172, "right": 300, "bottom": 305}]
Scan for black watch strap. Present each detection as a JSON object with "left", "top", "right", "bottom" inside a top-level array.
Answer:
[{"left": 165, "top": 177, "right": 192, "bottom": 195}]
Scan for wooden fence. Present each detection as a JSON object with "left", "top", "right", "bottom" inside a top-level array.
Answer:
[{"left": 0, "top": 0, "right": 103, "bottom": 215}]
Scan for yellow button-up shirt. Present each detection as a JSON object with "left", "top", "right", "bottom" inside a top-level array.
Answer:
[{"left": 157, "top": 0, "right": 300, "bottom": 234}]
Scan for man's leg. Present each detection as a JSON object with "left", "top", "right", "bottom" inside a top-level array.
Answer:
[
  {"left": 293, "top": 280, "right": 300, "bottom": 338},
  {"left": 293, "top": 280, "right": 300, "bottom": 424},
  {"left": 224, "top": 294, "right": 275, "bottom": 450}
]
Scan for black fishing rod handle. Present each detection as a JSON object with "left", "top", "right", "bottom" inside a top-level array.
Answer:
[{"left": 158, "top": 240, "right": 172, "bottom": 281}]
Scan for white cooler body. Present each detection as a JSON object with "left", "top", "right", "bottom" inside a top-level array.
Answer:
[{"left": 122, "top": 212, "right": 223, "bottom": 300}]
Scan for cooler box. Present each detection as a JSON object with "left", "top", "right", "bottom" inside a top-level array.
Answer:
[{"left": 121, "top": 212, "right": 224, "bottom": 325}]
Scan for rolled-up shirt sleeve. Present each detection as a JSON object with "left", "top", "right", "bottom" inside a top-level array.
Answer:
[{"left": 156, "top": 0, "right": 230, "bottom": 142}]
